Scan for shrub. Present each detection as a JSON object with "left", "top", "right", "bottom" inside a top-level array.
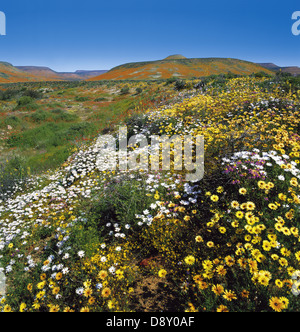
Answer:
[
  {"left": 85, "top": 176, "right": 153, "bottom": 240},
  {"left": 174, "top": 79, "right": 186, "bottom": 91},
  {"left": 165, "top": 77, "right": 177, "bottom": 85},
  {"left": 135, "top": 87, "right": 143, "bottom": 94},
  {"left": 17, "top": 96, "right": 34, "bottom": 106},
  {"left": 50, "top": 109, "right": 78, "bottom": 122},
  {"left": 28, "top": 110, "right": 49, "bottom": 123},
  {"left": 75, "top": 96, "right": 89, "bottom": 102},
  {"left": 94, "top": 97, "right": 108, "bottom": 102},
  {"left": 22, "top": 89, "right": 42, "bottom": 99},
  {"left": 120, "top": 86, "right": 130, "bottom": 95}
]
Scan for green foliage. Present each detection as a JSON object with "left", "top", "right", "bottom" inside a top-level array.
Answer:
[
  {"left": 75, "top": 96, "right": 89, "bottom": 102},
  {"left": 17, "top": 96, "right": 34, "bottom": 106},
  {"left": 120, "top": 86, "right": 130, "bottom": 95},
  {"left": 86, "top": 176, "right": 153, "bottom": 240},
  {"left": 6, "top": 121, "right": 97, "bottom": 151},
  {"left": 135, "top": 87, "right": 143, "bottom": 94},
  {"left": 174, "top": 79, "right": 186, "bottom": 91},
  {"left": 27, "top": 109, "right": 78, "bottom": 123},
  {"left": 0, "top": 156, "right": 28, "bottom": 200},
  {"left": 94, "top": 97, "right": 108, "bottom": 102},
  {"left": 0, "top": 88, "right": 41, "bottom": 101}
]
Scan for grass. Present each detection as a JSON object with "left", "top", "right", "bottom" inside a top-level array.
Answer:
[{"left": 0, "top": 79, "right": 178, "bottom": 185}]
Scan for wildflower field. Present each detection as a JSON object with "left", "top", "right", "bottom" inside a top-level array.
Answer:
[{"left": 1, "top": 74, "right": 300, "bottom": 312}]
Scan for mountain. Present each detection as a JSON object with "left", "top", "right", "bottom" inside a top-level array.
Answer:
[
  {"left": 16, "top": 66, "right": 108, "bottom": 81},
  {"left": 281, "top": 67, "right": 300, "bottom": 76},
  {"left": 164, "top": 54, "right": 188, "bottom": 60},
  {"left": 257, "top": 63, "right": 281, "bottom": 71},
  {"left": 88, "top": 57, "right": 274, "bottom": 81},
  {"left": 15, "top": 66, "right": 64, "bottom": 81},
  {"left": 0, "top": 62, "right": 108, "bottom": 83},
  {"left": 258, "top": 63, "right": 300, "bottom": 76},
  {"left": 0, "top": 62, "right": 44, "bottom": 83},
  {"left": 73, "top": 70, "right": 108, "bottom": 79}
]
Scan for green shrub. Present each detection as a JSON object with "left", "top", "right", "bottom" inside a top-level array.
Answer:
[
  {"left": 120, "top": 86, "right": 130, "bottom": 95},
  {"left": 22, "top": 89, "right": 42, "bottom": 99},
  {"left": 75, "top": 96, "right": 89, "bottom": 102},
  {"left": 0, "top": 89, "right": 19, "bottom": 101},
  {"left": 94, "top": 97, "right": 108, "bottom": 102},
  {"left": 135, "top": 87, "right": 143, "bottom": 94},
  {"left": 174, "top": 79, "right": 186, "bottom": 91},
  {"left": 28, "top": 110, "right": 49, "bottom": 123},
  {"left": 2, "top": 115, "right": 22, "bottom": 128},
  {"left": 84, "top": 176, "right": 153, "bottom": 241},
  {"left": 165, "top": 77, "right": 177, "bottom": 85},
  {"left": 50, "top": 109, "right": 78, "bottom": 122},
  {"left": 17, "top": 96, "right": 34, "bottom": 106}
]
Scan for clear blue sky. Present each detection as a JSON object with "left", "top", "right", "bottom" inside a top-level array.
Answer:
[{"left": 0, "top": 0, "right": 299, "bottom": 71}]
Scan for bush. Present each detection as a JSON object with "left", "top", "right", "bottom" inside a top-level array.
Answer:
[
  {"left": 17, "top": 96, "right": 34, "bottom": 106},
  {"left": 2, "top": 115, "right": 22, "bottom": 128},
  {"left": 135, "top": 87, "right": 143, "bottom": 94},
  {"left": 165, "top": 77, "right": 177, "bottom": 85},
  {"left": 28, "top": 110, "right": 49, "bottom": 123},
  {"left": 22, "top": 89, "right": 42, "bottom": 99},
  {"left": 85, "top": 176, "right": 153, "bottom": 240},
  {"left": 50, "top": 109, "right": 78, "bottom": 122},
  {"left": 174, "top": 79, "right": 186, "bottom": 91},
  {"left": 75, "top": 96, "right": 89, "bottom": 102},
  {"left": 120, "top": 86, "right": 130, "bottom": 95},
  {"left": 0, "top": 89, "right": 19, "bottom": 101}
]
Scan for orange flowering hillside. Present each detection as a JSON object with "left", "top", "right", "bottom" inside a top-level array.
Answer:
[
  {"left": 0, "top": 62, "right": 49, "bottom": 83},
  {"left": 89, "top": 57, "right": 274, "bottom": 81}
]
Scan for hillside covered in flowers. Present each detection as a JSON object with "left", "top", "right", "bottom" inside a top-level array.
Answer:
[{"left": 1, "top": 75, "right": 300, "bottom": 312}]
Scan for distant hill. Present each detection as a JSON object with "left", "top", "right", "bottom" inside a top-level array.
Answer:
[
  {"left": 73, "top": 70, "right": 108, "bottom": 79},
  {"left": 0, "top": 62, "right": 108, "bottom": 83},
  {"left": 15, "top": 66, "right": 64, "bottom": 81},
  {"left": 258, "top": 63, "right": 300, "bottom": 76},
  {"left": 0, "top": 62, "right": 44, "bottom": 83},
  {"left": 164, "top": 54, "right": 188, "bottom": 60},
  {"left": 16, "top": 66, "right": 108, "bottom": 81},
  {"left": 89, "top": 57, "right": 274, "bottom": 81}
]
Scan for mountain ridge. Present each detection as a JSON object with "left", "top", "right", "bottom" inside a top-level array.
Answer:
[
  {"left": 16, "top": 66, "right": 108, "bottom": 81},
  {"left": 258, "top": 63, "right": 300, "bottom": 76},
  {"left": 0, "top": 62, "right": 108, "bottom": 83},
  {"left": 1, "top": 57, "right": 299, "bottom": 84},
  {"left": 88, "top": 56, "right": 275, "bottom": 81}
]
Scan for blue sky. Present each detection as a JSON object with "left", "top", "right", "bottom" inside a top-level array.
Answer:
[{"left": 0, "top": 0, "right": 299, "bottom": 71}]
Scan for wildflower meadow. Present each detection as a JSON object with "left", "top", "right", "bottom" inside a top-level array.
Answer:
[{"left": 1, "top": 75, "right": 300, "bottom": 312}]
